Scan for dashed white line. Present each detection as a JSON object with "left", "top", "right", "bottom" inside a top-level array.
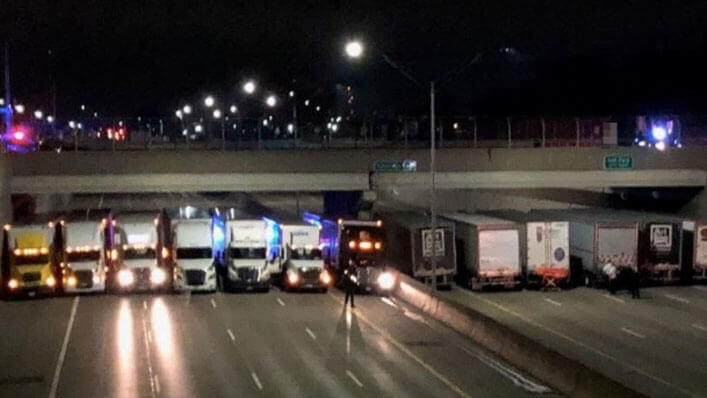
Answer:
[
  {"left": 692, "top": 323, "right": 707, "bottom": 332},
  {"left": 305, "top": 327, "right": 317, "bottom": 340},
  {"left": 543, "top": 297, "right": 562, "bottom": 306},
  {"left": 664, "top": 294, "right": 690, "bottom": 304},
  {"left": 227, "top": 329, "right": 236, "bottom": 342},
  {"left": 251, "top": 372, "right": 263, "bottom": 390},
  {"left": 603, "top": 294, "right": 625, "bottom": 304},
  {"left": 48, "top": 296, "right": 79, "bottom": 398},
  {"left": 276, "top": 297, "right": 285, "bottom": 306},
  {"left": 381, "top": 297, "right": 398, "bottom": 308},
  {"left": 346, "top": 370, "right": 364, "bottom": 388},
  {"left": 143, "top": 300, "right": 148, "bottom": 310},
  {"left": 154, "top": 375, "right": 160, "bottom": 394},
  {"left": 620, "top": 327, "right": 646, "bottom": 339},
  {"left": 692, "top": 285, "right": 707, "bottom": 292},
  {"left": 210, "top": 298, "right": 217, "bottom": 308},
  {"left": 147, "top": 330, "right": 153, "bottom": 344}
]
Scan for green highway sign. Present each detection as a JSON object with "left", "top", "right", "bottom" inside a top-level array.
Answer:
[
  {"left": 375, "top": 160, "right": 417, "bottom": 173},
  {"left": 604, "top": 154, "right": 634, "bottom": 170}
]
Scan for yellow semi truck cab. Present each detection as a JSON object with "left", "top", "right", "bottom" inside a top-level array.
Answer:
[{"left": 3, "top": 224, "right": 58, "bottom": 296}]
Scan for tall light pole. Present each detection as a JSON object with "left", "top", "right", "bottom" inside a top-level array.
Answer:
[{"left": 213, "top": 108, "right": 225, "bottom": 150}]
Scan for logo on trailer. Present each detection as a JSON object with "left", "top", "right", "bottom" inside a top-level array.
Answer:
[{"left": 554, "top": 247, "right": 566, "bottom": 262}]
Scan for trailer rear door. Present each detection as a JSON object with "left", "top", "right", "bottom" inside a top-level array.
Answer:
[
  {"left": 478, "top": 229, "right": 520, "bottom": 276},
  {"left": 527, "top": 222, "right": 569, "bottom": 277},
  {"left": 596, "top": 223, "right": 638, "bottom": 270}
]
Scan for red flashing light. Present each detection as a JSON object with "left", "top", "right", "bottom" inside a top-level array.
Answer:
[{"left": 12, "top": 131, "right": 26, "bottom": 141}]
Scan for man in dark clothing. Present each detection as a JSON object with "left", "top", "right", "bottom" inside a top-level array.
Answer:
[
  {"left": 628, "top": 267, "right": 641, "bottom": 299},
  {"left": 343, "top": 260, "right": 358, "bottom": 308}
]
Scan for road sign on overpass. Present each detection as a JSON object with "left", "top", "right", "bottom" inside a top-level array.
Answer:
[{"left": 604, "top": 154, "right": 634, "bottom": 170}]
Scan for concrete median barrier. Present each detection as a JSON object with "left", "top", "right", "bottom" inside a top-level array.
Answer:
[{"left": 392, "top": 274, "right": 644, "bottom": 398}]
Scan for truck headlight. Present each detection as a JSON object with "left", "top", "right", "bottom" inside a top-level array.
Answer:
[
  {"left": 118, "top": 269, "right": 134, "bottom": 286},
  {"left": 319, "top": 270, "right": 332, "bottom": 285},
  {"left": 8, "top": 278, "right": 18, "bottom": 290},
  {"left": 46, "top": 275, "right": 56, "bottom": 287},
  {"left": 377, "top": 271, "right": 395, "bottom": 290},
  {"left": 67, "top": 276, "right": 77, "bottom": 287},
  {"left": 150, "top": 268, "right": 167, "bottom": 285},
  {"left": 287, "top": 271, "right": 299, "bottom": 286}
]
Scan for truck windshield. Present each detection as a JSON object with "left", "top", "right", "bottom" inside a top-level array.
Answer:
[
  {"left": 177, "top": 247, "right": 212, "bottom": 259},
  {"left": 230, "top": 248, "right": 266, "bottom": 259},
  {"left": 68, "top": 251, "right": 101, "bottom": 262},
  {"left": 290, "top": 248, "right": 322, "bottom": 260},
  {"left": 124, "top": 247, "right": 156, "bottom": 260},
  {"left": 14, "top": 254, "right": 49, "bottom": 266}
]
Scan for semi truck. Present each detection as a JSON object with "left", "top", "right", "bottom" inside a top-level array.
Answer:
[
  {"left": 62, "top": 219, "right": 108, "bottom": 293},
  {"left": 172, "top": 218, "right": 217, "bottom": 292},
  {"left": 681, "top": 221, "right": 707, "bottom": 282},
  {"left": 279, "top": 222, "right": 331, "bottom": 292},
  {"left": 532, "top": 209, "right": 638, "bottom": 287},
  {"left": 641, "top": 219, "right": 682, "bottom": 284},
  {"left": 2, "top": 222, "right": 60, "bottom": 297},
  {"left": 482, "top": 210, "right": 570, "bottom": 288},
  {"left": 110, "top": 213, "right": 171, "bottom": 292},
  {"left": 378, "top": 212, "right": 456, "bottom": 289},
  {"left": 223, "top": 218, "right": 279, "bottom": 291},
  {"left": 304, "top": 213, "right": 395, "bottom": 293},
  {"left": 441, "top": 213, "right": 522, "bottom": 290}
]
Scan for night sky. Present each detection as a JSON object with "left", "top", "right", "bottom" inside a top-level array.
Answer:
[{"left": 3, "top": 1, "right": 707, "bottom": 118}]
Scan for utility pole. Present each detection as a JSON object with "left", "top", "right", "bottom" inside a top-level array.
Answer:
[
  {"left": 3, "top": 42, "right": 12, "bottom": 137},
  {"left": 430, "top": 81, "right": 437, "bottom": 291}
]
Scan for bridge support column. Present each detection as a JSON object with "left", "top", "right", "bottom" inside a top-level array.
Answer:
[{"left": 0, "top": 155, "right": 11, "bottom": 225}]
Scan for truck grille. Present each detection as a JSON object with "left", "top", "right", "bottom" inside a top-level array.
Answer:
[
  {"left": 237, "top": 267, "right": 258, "bottom": 282},
  {"left": 22, "top": 272, "right": 41, "bottom": 283},
  {"left": 75, "top": 270, "right": 94, "bottom": 288},
  {"left": 301, "top": 269, "right": 320, "bottom": 282},
  {"left": 134, "top": 268, "right": 151, "bottom": 285},
  {"left": 185, "top": 270, "right": 206, "bottom": 285}
]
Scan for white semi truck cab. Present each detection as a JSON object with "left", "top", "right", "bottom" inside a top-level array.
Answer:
[
  {"left": 173, "top": 219, "right": 217, "bottom": 292},
  {"left": 63, "top": 220, "right": 107, "bottom": 293},
  {"left": 112, "top": 215, "right": 170, "bottom": 292},
  {"left": 224, "top": 219, "right": 277, "bottom": 291},
  {"left": 280, "top": 223, "right": 331, "bottom": 292}
]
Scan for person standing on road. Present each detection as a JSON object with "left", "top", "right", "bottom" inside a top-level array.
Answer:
[
  {"left": 343, "top": 259, "right": 358, "bottom": 308},
  {"left": 628, "top": 266, "right": 641, "bottom": 299},
  {"left": 602, "top": 260, "right": 618, "bottom": 294}
]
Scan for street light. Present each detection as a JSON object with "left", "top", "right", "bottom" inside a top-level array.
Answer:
[
  {"left": 243, "top": 80, "right": 256, "bottom": 95},
  {"left": 288, "top": 90, "right": 295, "bottom": 98},
  {"left": 194, "top": 124, "right": 203, "bottom": 133},
  {"left": 34, "top": 110, "right": 43, "bottom": 119},
  {"left": 46, "top": 115, "right": 54, "bottom": 123},
  {"left": 345, "top": 40, "right": 364, "bottom": 58},
  {"left": 229, "top": 105, "right": 238, "bottom": 114},
  {"left": 176, "top": 110, "right": 183, "bottom": 119},
  {"left": 68, "top": 120, "right": 76, "bottom": 129},
  {"left": 182, "top": 105, "right": 192, "bottom": 115},
  {"left": 14, "top": 104, "right": 24, "bottom": 114},
  {"left": 213, "top": 109, "right": 222, "bottom": 119},
  {"left": 204, "top": 95, "right": 215, "bottom": 108},
  {"left": 265, "top": 95, "right": 277, "bottom": 108}
]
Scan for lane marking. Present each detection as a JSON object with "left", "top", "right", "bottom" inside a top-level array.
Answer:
[
  {"left": 620, "top": 327, "right": 646, "bottom": 339},
  {"left": 143, "top": 300, "right": 148, "bottom": 310},
  {"left": 227, "top": 329, "right": 236, "bottom": 342},
  {"left": 692, "top": 324, "right": 707, "bottom": 332},
  {"left": 664, "top": 294, "right": 690, "bottom": 304},
  {"left": 147, "top": 330, "right": 153, "bottom": 344},
  {"left": 251, "top": 372, "right": 263, "bottom": 390},
  {"left": 603, "top": 294, "right": 626, "bottom": 304},
  {"left": 305, "top": 327, "right": 317, "bottom": 340},
  {"left": 141, "top": 317, "right": 157, "bottom": 398},
  {"left": 210, "top": 298, "right": 217, "bottom": 308},
  {"left": 276, "top": 297, "right": 285, "bottom": 306},
  {"left": 543, "top": 297, "right": 562, "bottom": 307},
  {"left": 328, "top": 293, "right": 471, "bottom": 398},
  {"left": 381, "top": 297, "right": 398, "bottom": 308},
  {"left": 692, "top": 286, "right": 707, "bottom": 292},
  {"left": 346, "top": 370, "right": 364, "bottom": 388},
  {"left": 48, "top": 296, "right": 79, "bottom": 398},
  {"left": 154, "top": 375, "right": 160, "bottom": 394},
  {"left": 456, "top": 289, "right": 695, "bottom": 397}
]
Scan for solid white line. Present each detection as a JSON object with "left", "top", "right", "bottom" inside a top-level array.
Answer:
[
  {"left": 48, "top": 296, "right": 79, "bottom": 398},
  {"left": 210, "top": 298, "right": 217, "bottom": 308},
  {"left": 154, "top": 375, "right": 161, "bottom": 394},
  {"left": 543, "top": 297, "right": 562, "bottom": 306},
  {"left": 251, "top": 372, "right": 263, "bottom": 390},
  {"left": 227, "top": 328, "right": 236, "bottom": 341},
  {"left": 692, "top": 324, "right": 707, "bottom": 332},
  {"left": 141, "top": 318, "right": 157, "bottom": 398},
  {"left": 276, "top": 297, "right": 285, "bottom": 306},
  {"left": 305, "top": 327, "right": 317, "bottom": 340},
  {"left": 381, "top": 297, "right": 398, "bottom": 308},
  {"left": 664, "top": 294, "right": 690, "bottom": 304},
  {"left": 346, "top": 370, "right": 364, "bottom": 388},
  {"left": 620, "top": 327, "right": 646, "bottom": 339},
  {"left": 147, "top": 330, "right": 153, "bottom": 344},
  {"left": 603, "top": 294, "right": 626, "bottom": 304}
]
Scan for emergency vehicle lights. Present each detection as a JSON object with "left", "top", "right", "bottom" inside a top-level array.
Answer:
[
  {"left": 118, "top": 269, "right": 134, "bottom": 286},
  {"left": 377, "top": 272, "right": 395, "bottom": 290},
  {"left": 7, "top": 279, "right": 18, "bottom": 289}
]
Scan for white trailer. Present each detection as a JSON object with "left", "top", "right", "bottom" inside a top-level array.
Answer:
[
  {"left": 279, "top": 223, "right": 330, "bottom": 292},
  {"left": 63, "top": 220, "right": 107, "bottom": 293},
  {"left": 682, "top": 221, "right": 707, "bottom": 281},
  {"left": 442, "top": 213, "right": 522, "bottom": 290},
  {"left": 173, "top": 219, "right": 217, "bottom": 292},
  {"left": 532, "top": 209, "right": 638, "bottom": 287},
  {"left": 482, "top": 210, "right": 570, "bottom": 287},
  {"left": 224, "top": 219, "right": 276, "bottom": 291},
  {"left": 112, "top": 214, "right": 170, "bottom": 292}
]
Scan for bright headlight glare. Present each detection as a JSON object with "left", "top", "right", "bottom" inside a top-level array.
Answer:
[
  {"left": 67, "top": 276, "right": 77, "bottom": 287},
  {"left": 8, "top": 278, "right": 18, "bottom": 289},
  {"left": 377, "top": 272, "right": 395, "bottom": 290},
  {"left": 150, "top": 268, "right": 167, "bottom": 285},
  {"left": 118, "top": 269, "right": 134, "bottom": 286},
  {"left": 46, "top": 275, "right": 56, "bottom": 287},
  {"left": 287, "top": 271, "right": 299, "bottom": 285},
  {"left": 319, "top": 270, "right": 332, "bottom": 285}
]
